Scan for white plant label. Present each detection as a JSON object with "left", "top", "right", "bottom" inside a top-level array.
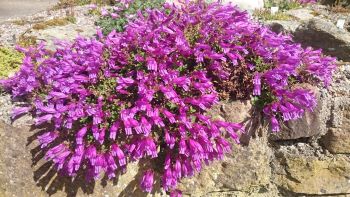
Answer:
[
  {"left": 271, "top": 7, "right": 279, "bottom": 15},
  {"left": 336, "top": 19, "right": 346, "bottom": 29}
]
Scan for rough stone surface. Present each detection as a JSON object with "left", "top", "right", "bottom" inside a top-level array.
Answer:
[
  {"left": 321, "top": 97, "right": 350, "bottom": 153},
  {"left": 264, "top": 20, "right": 302, "bottom": 34},
  {"left": 178, "top": 133, "right": 274, "bottom": 197},
  {"left": 286, "top": 8, "right": 316, "bottom": 21},
  {"left": 270, "top": 85, "right": 331, "bottom": 140},
  {"left": 322, "top": 128, "right": 350, "bottom": 154},
  {"left": 0, "top": 121, "right": 166, "bottom": 197},
  {"left": 207, "top": 100, "right": 252, "bottom": 123},
  {"left": 273, "top": 149, "right": 350, "bottom": 195}
]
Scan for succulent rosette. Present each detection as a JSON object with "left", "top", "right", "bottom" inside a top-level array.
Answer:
[{"left": 0, "top": 0, "right": 335, "bottom": 195}]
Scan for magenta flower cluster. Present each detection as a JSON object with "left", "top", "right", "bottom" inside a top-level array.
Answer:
[{"left": 1, "top": 1, "right": 335, "bottom": 195}]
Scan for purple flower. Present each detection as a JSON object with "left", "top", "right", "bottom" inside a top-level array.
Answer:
[
  {"left": 170, "top": 190, "right": 182, "bottom": 197},
  {"left": 270, "top": 116, "right": 280, "bottom": 132},
  {"left": 140, "top": 170, "right": 154, "bottom": 193},
  {"left": 111, "top": 144, "right": 126, "bottom": 166},
  {"left": 146, "top": 57, "right": 157, "bottom": 71},
  {"left": 38, "top": 131, "right": 58, "bottom": 148},
  {"left": 12, "top": 106, "right": 31, "bottom": 118},
  {"left": 253, "top": 73, "right": 261, "bottom": 96},
  {"left": 35, "top": 114, "right": 53, "bottom": 125}
]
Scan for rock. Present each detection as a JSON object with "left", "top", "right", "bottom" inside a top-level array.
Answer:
[
  {"left": 273, "top": 150, "right": 350, "bottom": 195},
  {"left": 286, "top": 8, "right": 315, "bottom": 21},
  {"left": 207, "top": 100, "right": 252, "bottom": 123},
  {"left": 0, "top": 121, "right": 165, "bottom": 197},
  {"left": 264, "top": 20, "right": 302, "bottom": 34},
  {"left": 183, "top": 184, "right": 280, "bottom": 197},
  {"left": 330, "top": 64, "right": 350, "bottom": 97},
  {"left": 293, "top": 18, "right": 350, "bottom": 61},
  {"left": 270, "top": 85, "right": 331, "bottom": 140},
  {"left": 321, "top": 97, "right": 350, "bottom": 153},
  {"left": 322, "top": 128, "right": 350, "bottom": 154},
  {"left": 178, "top": 131, "right": 273, "bottom": 196}
]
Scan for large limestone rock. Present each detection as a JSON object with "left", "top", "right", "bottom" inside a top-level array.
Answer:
[
  {"left": 273, "top": 151, "right": 350, "bottom": 195},
  {"left": 0, "top": 121, "right": 165, "bottom": 197}
]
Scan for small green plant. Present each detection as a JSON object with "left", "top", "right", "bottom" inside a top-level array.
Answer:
[
  {"left": 17, "top": 34, "right": 37, "bottom": 48},
  {"left": 253, "top": 9, "right": 294, "bottom": 20},
  {"left": 0, "top": 47, "right": 24, "bottom": 78},
  {"left": 96, "top": 0, "right": 165, "bottom": 35},
  {"left": 53, "top": 0, "right": 113, "bottom": 10}
]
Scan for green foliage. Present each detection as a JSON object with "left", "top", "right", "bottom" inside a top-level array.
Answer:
[
  {"left": 96, "top": 0, "right": 165, "bottom": 35},
  {"left": 0, "top": 47, "right": 24, "bottom": 78},
  {"left": 251, "top": 86, "right": 277, "bottom": 110}
]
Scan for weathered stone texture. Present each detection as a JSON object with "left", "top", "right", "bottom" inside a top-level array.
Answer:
[
  {"left": 273, "top": 152, "right": 350, "bottom": 195},
  {"left": 178, "top": 134, "right": 273, "bottom": 197}
]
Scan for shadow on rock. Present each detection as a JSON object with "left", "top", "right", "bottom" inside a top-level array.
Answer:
[{"left": 27, "top": 125, "right": 163, "bottom": 197}]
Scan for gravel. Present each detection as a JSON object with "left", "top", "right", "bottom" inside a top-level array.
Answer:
[{"left": 0, "top": 5, "right": 99, "bottom": 46}]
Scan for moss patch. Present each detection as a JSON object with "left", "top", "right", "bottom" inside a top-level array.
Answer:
[
  {"left": 12, "top": 19, "right": 29, "bottom": 26},
  {"left": 0, "top": 47, "right": 24, "bottom": 78}
]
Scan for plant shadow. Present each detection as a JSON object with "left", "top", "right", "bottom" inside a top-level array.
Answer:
[{"left": 27, "top": 124, "right": 163, "bottom": 197}]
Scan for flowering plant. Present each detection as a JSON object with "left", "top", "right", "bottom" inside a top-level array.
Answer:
[{"left": 1, "top": 0, "right": 335, "bottom": 195}]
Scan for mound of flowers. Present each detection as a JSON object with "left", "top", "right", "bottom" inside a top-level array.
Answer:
[{"left": 0, "top": 1, "right": 336, "bottom": 195}]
